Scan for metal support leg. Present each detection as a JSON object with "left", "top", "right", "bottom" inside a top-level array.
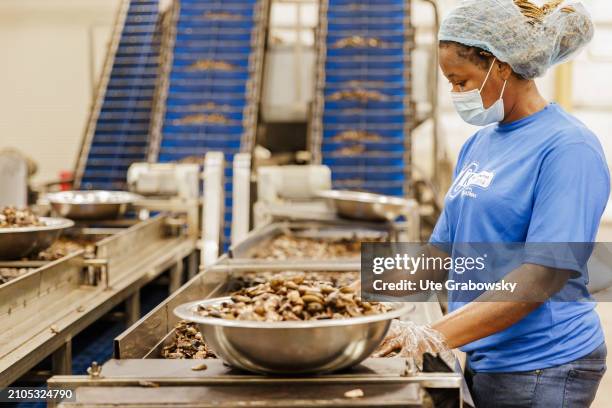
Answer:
[
  {"left": 187, "top": 252, "right": 198, "bottom": 279},
  {"left": 169, "top": 260, "right": 183, "bottom": 294},
  {"left": 51, "top": 339, "right": 72, "bottom": 375},
  {"left": 125, "top": 290, "right": 141, "bottom": 326}
]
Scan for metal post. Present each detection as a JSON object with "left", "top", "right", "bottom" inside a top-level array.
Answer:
[
  {"left": 125, "top": 291, "right": 141, "bottom": 326},
  {"left": 201, "top": 152, "right": 225, "bottom": 269},
  {"left": 231, "top": 153, "right": 252, "bottom": 245},
  {"left": 187, "top": 252, "right": 198, "bottom": 279},
  {"left": 51, "top": 339, "right": 72, "bottom": 376}
]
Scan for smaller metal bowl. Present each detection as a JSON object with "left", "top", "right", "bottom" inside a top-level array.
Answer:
[
  {"left": 175, "top": 297, "right": 413, "bottom": 375},
  {"left": 45, "top": 191, "right": 142, "bottom": 220},
  {"left": 317, "top": 190, "right": 411, "bottom": 222},
  {"left": 0, "top": 217, "right": 74, "bottom": 260}
]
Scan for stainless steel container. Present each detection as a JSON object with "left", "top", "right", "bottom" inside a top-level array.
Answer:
[
  {"left": 46, "top": 191, "right": 142, "bottom": 220},
  {"left": 175, "top": 297, "right": 413, "bottom": 375},
  {"left": 0, "top": 217, "right": 74, "bottom": 259},
  {"left": 317, "top": 190, "right": 412, "bottom": 222}
]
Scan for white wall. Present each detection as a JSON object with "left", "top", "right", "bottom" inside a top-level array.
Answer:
[{"left": 0, "top": 0, "right": 120, "bottom": 185}]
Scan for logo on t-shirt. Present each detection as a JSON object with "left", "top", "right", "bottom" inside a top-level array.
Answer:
[{"left": 449, "top": 162, "right": 495, "bottom": 199}]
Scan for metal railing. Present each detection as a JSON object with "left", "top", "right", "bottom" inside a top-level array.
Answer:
[
  {"left": 242, "top": 0, "right": 272, "bottom": 152},
  {"left": 147, "top": 0, "right": 180, "bottom": 162},
  {"left": 307, "top": 0, "right": 328, "bottom": 164}
]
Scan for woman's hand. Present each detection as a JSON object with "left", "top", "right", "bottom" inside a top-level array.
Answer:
[{"left": 374, "top": 319, "right": 452, "bottom": 369}]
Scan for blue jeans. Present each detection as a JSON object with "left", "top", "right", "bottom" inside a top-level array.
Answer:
[{"left": 466, "top": 342, "right": 607, "bottom": 408}]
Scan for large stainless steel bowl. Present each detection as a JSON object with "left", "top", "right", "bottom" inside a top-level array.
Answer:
[
  {"left": 317, "top": 190, "right": 411, "bottom": 222},
  {"left": 175, "top": 297, "right": 413, "bottom": 375},
  {"left": 0, "top": 217, "right": 74, "bottom": 260},
  {"left": 46, "top": 190, "right": 142, "bottom": 220}
]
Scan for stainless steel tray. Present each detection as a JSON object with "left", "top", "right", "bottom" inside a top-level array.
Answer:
[{"left": 227, "top": 221, "right": 395, "bottom": 263}]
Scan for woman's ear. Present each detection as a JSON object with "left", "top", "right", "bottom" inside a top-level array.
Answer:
[{"left": 498, "top": 61, "right": 513, "bottom": 81}]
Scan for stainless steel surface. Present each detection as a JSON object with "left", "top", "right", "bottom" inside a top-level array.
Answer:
[
  {"left": 253, "top": 198, "right": 335, "bottom": 227},
  {"left": 54, "top": 384, "right": 423, "bottom": 407},
  {"left": 213, "top": 259, "right": 361, "bottom": 272},
  {"left": 317, "top": 190, "right": 413, "bottom": 222},
  {"left": 0, "top": 252, "right": 85, "bottom": 387},
  {"left": 0, "top": 214, "right": 196, "bottom": 387},
  {"left": 94, "top": 214, "right": 180, "bottom": 285},
  {"left": 48, "top": 359, "right": 463, "bottom": 407},
  {"left": 175, "top": 298, "right": 412, "bottom": 375},
  {"left": 228, "top": 221, "right": 390, "bottom": 261},
  {"left": 0, "top": 217, "right": 74, "bottom": 260},
  {"left": 46, "top": 190, "right": 142, "bottom": 220}
]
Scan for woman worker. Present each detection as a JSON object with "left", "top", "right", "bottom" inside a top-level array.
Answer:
[{"left": 375, "top": 1, "right": 608, "bottom": 406}]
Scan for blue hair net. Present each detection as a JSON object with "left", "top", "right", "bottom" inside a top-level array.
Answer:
[{"left": 439, "top": 0, "right": 594, "bottom": 79}]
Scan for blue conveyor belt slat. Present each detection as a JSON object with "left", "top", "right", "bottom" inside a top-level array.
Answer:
[
  {"left": 154, "top": 0, "right": 265, "bottom": 250},
  {"left": 317, "top": 0, "right": 410, "bottom": 197}
]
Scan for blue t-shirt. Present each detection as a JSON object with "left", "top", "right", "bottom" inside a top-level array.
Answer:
[{"left": 430, "top": 103, "right": 610, "bottom": 372}]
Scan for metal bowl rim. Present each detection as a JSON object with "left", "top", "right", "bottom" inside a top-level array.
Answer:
[
  {"left": 174, "top": 297, "right": 413, "bottom": 329},
  {"left": 45, "top": 190, "right": 143, "bottom": 205},
  {"left": 0, "top": 217, "right": 74, "bottom": 233},
  {"left": 316, "top": 190, "right": 409, "bottom": 206}
]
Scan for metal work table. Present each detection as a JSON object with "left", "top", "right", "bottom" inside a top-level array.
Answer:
[
  {"left": 49, "top": 358, "right": 464, "bottom": 407},
  {"left": 48, "top": 218, "right": 472, "bottom": 407},
  {"left": 50, "top": 288, "right": 467, "bottom": 407}
]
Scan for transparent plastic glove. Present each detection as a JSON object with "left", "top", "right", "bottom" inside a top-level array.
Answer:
[{"left": 374, "top": 319, "right": 453, "bottom": 370}]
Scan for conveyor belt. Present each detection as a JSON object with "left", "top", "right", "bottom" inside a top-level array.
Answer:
[
  {"left": 148, "top": 0, "right": 269, "bottom": 249},
  {"left": 310, "top": 0, "right": 414, "bottom": 197},
  {"left": 74, "top": 0, "right": 162, "bottom": 190}
]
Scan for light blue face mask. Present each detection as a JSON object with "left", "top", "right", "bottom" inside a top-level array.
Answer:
[{"left": 450, "top": 58, "right": 507, "bottom": 126}]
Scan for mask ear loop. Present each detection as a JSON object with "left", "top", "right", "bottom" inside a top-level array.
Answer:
[
  {"left": 479, "top": 58, "right": 497, "bottom": 93},
  {"left": 499, "top": 80, "right": 508, "bottom": 99}
]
